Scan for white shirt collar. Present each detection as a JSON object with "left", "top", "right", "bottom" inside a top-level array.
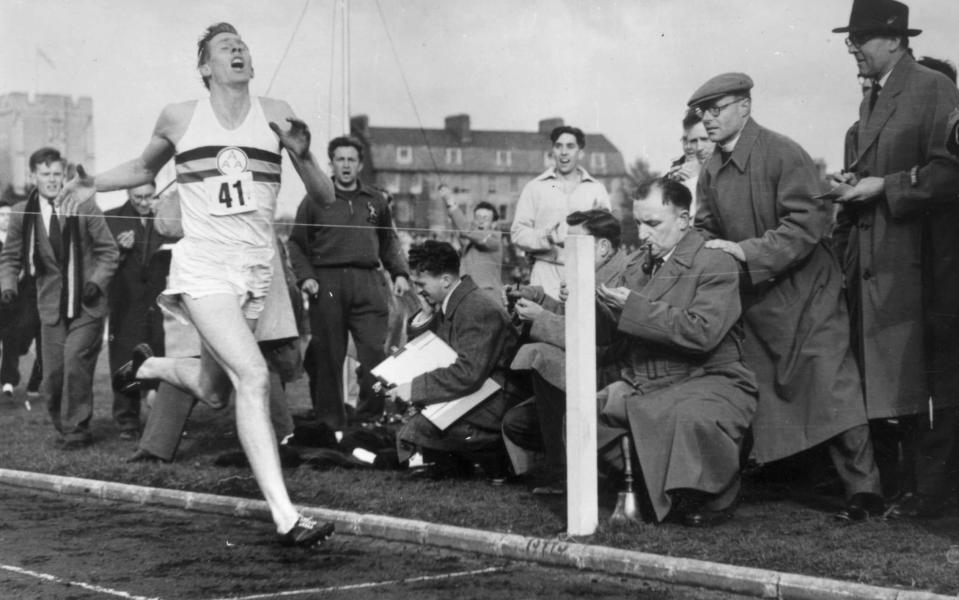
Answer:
[
  {"left": 877, "top": 53, "right": 904, "bottom": 88},
  {"left": 38, "top": 196, "right": 56, "bottom": 232},
  {"left": 721, "top": 132, "right": 742, "bottom": 154},
  {"left": 537, "top": 165, "right": 596, "bottom": 183},
  {"left": 441, "top": 279, "right": 462, "bottom": 314}
]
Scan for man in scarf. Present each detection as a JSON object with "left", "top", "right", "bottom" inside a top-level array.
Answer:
[{"left": 0, "top": 147, "right": 118, "bottom": 448}]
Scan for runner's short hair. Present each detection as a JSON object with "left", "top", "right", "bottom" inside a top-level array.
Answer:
[{"left": 197, "top": 22, "right": 240, "bottom": 90}]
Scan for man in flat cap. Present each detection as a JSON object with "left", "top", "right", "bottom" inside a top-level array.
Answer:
[
  {"left": 830, "top": 0, "right": 959, "bottom": 518},
  {"left": 691, "top": 73, "right": 883, "bottom": 522}
]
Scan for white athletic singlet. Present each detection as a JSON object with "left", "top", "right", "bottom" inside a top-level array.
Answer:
[{"left": 174, "top": 97, "right": 281, "bottom": 249}]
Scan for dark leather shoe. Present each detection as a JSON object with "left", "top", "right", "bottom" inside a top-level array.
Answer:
[
  {"left": 834, "top": 492, "right": 885, "bottom": 523},
  {"left": 885, "top": 493, "right": 947, "bottom": 520},
  {"left": 279, "top": 516, "right": 335, "bottom": 547},
  {"left": 112, "top": 343, "right": 155, "bottom": 394},
  {"left": 671, "top": 488, "right": 737, "bottom": 528}
]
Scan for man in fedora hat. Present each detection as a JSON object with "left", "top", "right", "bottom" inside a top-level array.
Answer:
[
  {"left": 690, "top": 72, "right": 884, "bottom": 523},
  {"left": 830, "top": 0, "right": 959, "bottom": 518}
]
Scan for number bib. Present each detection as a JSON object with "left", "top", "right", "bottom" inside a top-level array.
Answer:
[{"left": 205, "top": 171, "right": 256, "bottom": 215}]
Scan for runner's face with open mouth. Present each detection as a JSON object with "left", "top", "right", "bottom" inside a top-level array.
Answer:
[{"left": 203, "top": 32, "right": 254, "bottom": 86}]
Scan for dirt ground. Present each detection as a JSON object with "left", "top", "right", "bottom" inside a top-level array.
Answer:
[{"left": 0, "top": 485, "right": 749, "bottom": 600}]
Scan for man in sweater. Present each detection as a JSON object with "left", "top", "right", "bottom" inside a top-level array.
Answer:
[{"left": 288, "top": 136, "right": 410, "bottom": 429}]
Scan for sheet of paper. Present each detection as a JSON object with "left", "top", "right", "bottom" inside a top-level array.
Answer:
[
  {"left": 371, "top": 331, "right": 457, "bottom": 386},
  {"left": 420, "top": 378, "right": 501, "bottom": 431}
]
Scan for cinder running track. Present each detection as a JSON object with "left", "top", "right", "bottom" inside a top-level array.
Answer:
[{"left": 0, "top": 485, "right": 744, "bottom": 600}]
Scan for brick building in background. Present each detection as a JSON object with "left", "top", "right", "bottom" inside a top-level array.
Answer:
[
  {"left": 0, "top": 93, "right": 95, "bottom": 204},
  {"left": 350, "top": 114, "right": 627, "bottom": 236}
]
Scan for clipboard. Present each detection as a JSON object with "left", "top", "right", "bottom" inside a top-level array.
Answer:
[{"left": 371, "top": 331, "right": 500, "bottom": 431}]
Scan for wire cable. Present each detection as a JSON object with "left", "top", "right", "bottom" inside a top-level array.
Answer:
[
  {"left": 373, "top": 0, "right": 444, "bottom": 184},
  {"left": 265, "top": 0, "right": 313, "bottom": 96}
]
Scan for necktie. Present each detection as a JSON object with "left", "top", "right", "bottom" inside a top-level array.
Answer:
[
  {"left": 719, "top": 149, "right": 732, "bottom": 164},
  {"left": 47, "top": 200, "right": 63, "bottom": 261},
  {"left": 869, "top": 80, "right": 882, "bottom": 113},
  {"left": 643, "top": 256, "right": 664, "bottom": 275}
]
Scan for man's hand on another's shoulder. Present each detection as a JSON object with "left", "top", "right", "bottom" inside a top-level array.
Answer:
[{"left": 704, "top": 239, "right": 746, "bottom": 262}]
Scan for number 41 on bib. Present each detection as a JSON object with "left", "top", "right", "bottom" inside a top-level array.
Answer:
[{"left": 205, "top": 171, "right": 256, "bottom": 215}]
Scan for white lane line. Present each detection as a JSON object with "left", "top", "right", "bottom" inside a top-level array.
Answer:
[
  {"left": 207, "top": 566, "right": 506, "bottom": 600},
  {"left": 0, "top": 564, "right": 161, "bottom": 600}
]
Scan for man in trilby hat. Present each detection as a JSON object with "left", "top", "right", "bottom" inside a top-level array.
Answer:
[{"left": 829, "top": 0, "right": 959, "bottom": 519}]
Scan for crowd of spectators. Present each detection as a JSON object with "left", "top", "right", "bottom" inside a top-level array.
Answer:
[{"left": 2, "top": 0, "right": 959, "bottom": 532}]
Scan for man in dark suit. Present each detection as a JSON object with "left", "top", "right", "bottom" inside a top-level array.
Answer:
[
  {"left": 594, "top": 179, "right": 757, "bottom": 527},
  {"left": 0, "top": 147, "right": 118, "bottom": 448},
  {"left": 830, "top": 0, "right": 959, "bottom": 517},
  {"left": 392, "top": 241, "right": 521, "bottom": 477},
  {"left": 104, "top": 182, "right": 171, "bottom": 439}
]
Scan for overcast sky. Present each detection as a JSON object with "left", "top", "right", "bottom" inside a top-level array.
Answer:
[{"left": 3, "top": 0, "right": 957, "bottom": 213}]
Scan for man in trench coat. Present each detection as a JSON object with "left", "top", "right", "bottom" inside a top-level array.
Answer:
[
  {"left": 830, "top": 0, "right": 959, "bottom": 517},
  {"left": 595, "top": 179, "right": 757, "bottom": 527},
  {"left": 691, "top": 73, "right": 883, "bottom": 522}
]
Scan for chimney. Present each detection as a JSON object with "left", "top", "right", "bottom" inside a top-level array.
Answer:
[
  {"left": 445, "top": 114, "right": 471, "bottom": 144},
  {"left": 350, "top": 114, "right": 370, "bottom": 140},
  {"left": 538, "top": 117, "right": 565, "bottom": 136}
]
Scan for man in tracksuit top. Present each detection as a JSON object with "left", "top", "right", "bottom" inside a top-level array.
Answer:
[{"left": 289, "top": 136, "right": 410, "bottom": 429}]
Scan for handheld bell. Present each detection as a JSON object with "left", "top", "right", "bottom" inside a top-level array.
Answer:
[{"left": 609, "top": 436, "right": 640, "bottom": 526}]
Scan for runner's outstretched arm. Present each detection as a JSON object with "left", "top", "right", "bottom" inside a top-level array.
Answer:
[
  {"left": 58, "top": 105, "right": 180, "bottom": 214},
  {"left": 265, "top": 100, "right": 335, "bottom": 205}
]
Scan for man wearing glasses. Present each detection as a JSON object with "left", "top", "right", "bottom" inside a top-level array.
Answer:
[
  {"left": 104, "top": 182, "right": 175, "bottom": 440},
  {"left": 829, "top": 0, "right": 959, "bottom": 519},
  {"left": 691, "top": 73, "right": 883, "bottom": 523}
]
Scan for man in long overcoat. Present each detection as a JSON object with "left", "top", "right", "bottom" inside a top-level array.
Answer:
[
  {"left": 691, "top": 73, "right": 883, "bottom": 521},
  {"left": 595, "top": 179, "right": 757, "bottom": 527},
  {"left": 830, "top": 0, "right": 959, "bottom": 517}
]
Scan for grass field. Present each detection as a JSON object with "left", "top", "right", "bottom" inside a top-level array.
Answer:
[{"left": 1, "top": 347, "right": 957, "bottom": 595}]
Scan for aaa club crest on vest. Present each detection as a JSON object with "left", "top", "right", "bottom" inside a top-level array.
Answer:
[
  {"left": 216, "top": 147, "right": 249, "bottom": 176},
  {"left": 206, "top": 146, "right": 255, "bottom": 215}
]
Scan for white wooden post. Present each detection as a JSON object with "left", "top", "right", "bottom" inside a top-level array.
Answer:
[{"left": 565, "top": 234, "right": 597, "bottom": 535}]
